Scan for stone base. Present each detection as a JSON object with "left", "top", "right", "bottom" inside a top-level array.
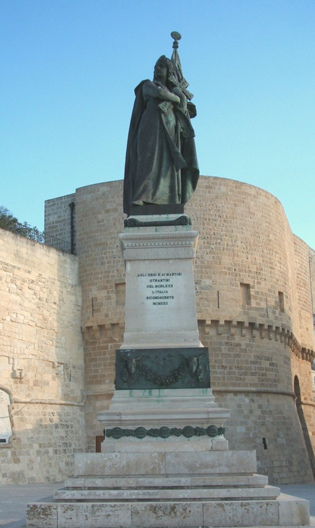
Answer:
[
  {"left": 26, "top": 450, "right": 310, "bottom": 528},
  {"left": 98, "top": 388, "right": 230, "bottom": 451},
  {"left": 124, "top": 213, "right": 191, "bottom": 227},
  {"left": 129, "top": 204, "right": 184, "bottom": 215},
  {"left": 119, "top": 224, "right": 201, "bottom": 350},
  {"left": 27, "top": 497, "right": 310, "bottom": 528}
]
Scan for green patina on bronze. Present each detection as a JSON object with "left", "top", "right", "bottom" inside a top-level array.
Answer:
[
  {"left": 115, "top": 347, "right": 210, "bottom": 390},
  {"left": 123, "top": 33, "right": 199, "bottom": 217},
  {"left": 106, "top": 425, "right": 225, "bottom": 440}
]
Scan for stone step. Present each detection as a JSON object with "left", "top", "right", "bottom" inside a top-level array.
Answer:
[
  {"left": 26, "top": 495, "right": 310, "bottom": 528},
  {"left": 102, "top": 436, "right": 228, "bottom": 452},
  {"left": 99, "top": 407, "right": 230, "bottom": 426},
  {"left": 65, "top": 473, "right": 268, "bottom": 489},
  {"left": 74, "top": 450, "right": 257, "bottom": 477},
  {"left": 105, "top": 388, "right": 218, "bottom": 410},
  {"left": 54, "top": 484, "right": 280, "bottom": 502}
]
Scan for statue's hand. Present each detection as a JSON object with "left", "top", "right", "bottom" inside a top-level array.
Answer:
[
  {"left": 158, "top": 101, "right": 175, "bottom": 114},
  {"left": 173, "top": 87, "right": 187, "bottom": 111}
]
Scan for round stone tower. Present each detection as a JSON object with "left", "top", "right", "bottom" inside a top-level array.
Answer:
[{"left": 45, "top": 175, "right": 315, "bottom": 483}]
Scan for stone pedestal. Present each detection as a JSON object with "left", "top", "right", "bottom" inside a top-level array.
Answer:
[
  {"left": 27, "top": 449, "right": 310, "bottom": 528},
  {"left": 106, "top": 219, "right": 230, "bottom": 455},
  {"left": 99, "top": 388, "right": 230, "bottom": 453},
  {"left": 26, "top": 217, "right": 311, "bottom": 527},
  {"left": 119, "top": 220, "right": 200, "bottom": 349}
]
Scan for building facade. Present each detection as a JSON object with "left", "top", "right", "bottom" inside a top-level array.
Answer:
[
  {"left": 0, "top": 229, "right": 85, "bottom": 483},
  {"left": 1, "top": 175, "right": 314, "bottom": 484}
]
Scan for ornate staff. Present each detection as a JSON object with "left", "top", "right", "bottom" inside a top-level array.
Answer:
[
  {"left": 170, "top": 32, "right": 194, "bottom": 201},
  {"left": 171, "top": 31, "right": 194, "bottom": 101}
]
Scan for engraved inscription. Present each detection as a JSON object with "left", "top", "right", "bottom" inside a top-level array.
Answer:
[{"left": 137, "top": 272, "right": 183, "bottom": 306}]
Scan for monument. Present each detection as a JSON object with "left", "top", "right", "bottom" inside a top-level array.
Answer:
[{"left": 27, "top": 33, "right": 310, "bottom": 528}]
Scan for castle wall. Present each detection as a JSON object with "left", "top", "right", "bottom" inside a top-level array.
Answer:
[
  {"left": 45, "top": 192, "right": 76, "bottom": 253},
  {"left": 44, "top": 175, "right": 315, "bottom": 484},
  {"left": 187, "top": 178, "right": 299, "bottom": 338},
  {"left": 185, "top": 177, "right": 315, "bottom": 481},
  {"left": 293, "top": 237, "right": 314, "bottom": 348},
  {"left": 0, "top": 229, "right": 85, "bottom": 484},
  {"left": 75, "top": 182, "right": 125, "bottom": 449},
  {"left": 291, "top": 352, "right": 315, "bottom": 479}
]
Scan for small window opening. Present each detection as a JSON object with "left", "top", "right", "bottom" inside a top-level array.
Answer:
[
  {"left": 115, "top": 283, "right": 125, "bottom": 307},
  {"left": 240, "top": 283, "right": 251, "bottom": 306},
  {"left": 278, "top": 291, "right": 284, "bottom": 312}
]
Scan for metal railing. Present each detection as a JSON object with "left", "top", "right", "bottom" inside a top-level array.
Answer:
[{"left": 43, "top": 233, "right": 74, "bottom": 254}]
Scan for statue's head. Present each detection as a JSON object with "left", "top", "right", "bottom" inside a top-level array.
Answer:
[{"left": 153, "top": 55, "right": 177, "bottom": 87}]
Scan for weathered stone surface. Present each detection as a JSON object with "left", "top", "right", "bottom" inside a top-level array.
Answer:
[
  {"left": 104, "top": 388, "right": 217, "bottom": 409},
  {"left": 102, "top": 437, "right": 228, "bottom": 453},
  {"left": 27, "top": 497, "right": 310, "bottom": 528},
  {"left": 131, "top": 502, "right": 203, "bottom": 528},
  {"left": 27, "top": 446, "right": 310, "bottom": 528},
  {"left": 0, "top": 228, "right": 85, "bottom": 485},
  {"left": 74, "top": 452, "right": 165, "bottom": 477},
  {"left": 74, "top": 450, "right": 257, "bottom": 478},
  {"left": 55, "top": 484, "right": 280, "bottom": 502},
  {"left": 65, "top": 476, "right": 193, "bottom": 489},
  {"left": 164, "top": 450, "right": 257, "bottom": 476},
  {"left": 57, "top": 503, "right": 131, "bottom": 528},
  {"left": 203, "top": 499, "right": 280, "bottom": 526},
  {"left": 64, "top": 473, "right": 269, "bottom": 489},
  {"left": 26, "top": 503, "right": 58, "bottom": 528},
  {"left": 278, "top": 493, "right": 311, "bottom": 526}
]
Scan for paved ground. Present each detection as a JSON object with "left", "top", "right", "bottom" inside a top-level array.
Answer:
[{"left": 0, "top": 482, "right": 314, "bottom": 527}]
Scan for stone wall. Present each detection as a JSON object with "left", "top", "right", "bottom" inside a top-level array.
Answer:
[
  {"left": 293, "top": 237, "right": 314, "bottom": 348},
  {"left": 75, "top": 182, "right": 126, "bottom": 448},
  {"left": 43, "top": 175, "right": 315, "bottom": 484},
  {"left": 0, "top": 229, "right": 85, "bottom": 483},
  {"left": 45, "top": 192, "right": 75, "bottom": 253}
]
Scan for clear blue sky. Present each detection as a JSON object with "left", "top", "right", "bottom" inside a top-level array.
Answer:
[{"left": 1, "top": 0, "right": 315, "bottom": 249}]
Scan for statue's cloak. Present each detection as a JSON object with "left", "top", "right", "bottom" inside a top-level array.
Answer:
[{"left": 123, "top": 80, "right": 199, "bottom": 216}]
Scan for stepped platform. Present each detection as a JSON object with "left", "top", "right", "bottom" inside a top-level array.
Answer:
[{"left": 26, "top": 449, "right": 310, "bottom": 528}]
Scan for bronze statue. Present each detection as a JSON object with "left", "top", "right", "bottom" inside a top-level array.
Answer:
[{"left": 123, "top": 33, "right": 199, "bottom": 216}]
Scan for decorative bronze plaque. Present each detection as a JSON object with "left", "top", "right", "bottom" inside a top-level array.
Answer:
[{"left": 115, "top": 347, "right": 210, "bottom": 390}]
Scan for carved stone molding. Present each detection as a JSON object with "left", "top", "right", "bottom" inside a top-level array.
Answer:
[{"left": 119, "top": 229, "right": 198, "bottom": 261}]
